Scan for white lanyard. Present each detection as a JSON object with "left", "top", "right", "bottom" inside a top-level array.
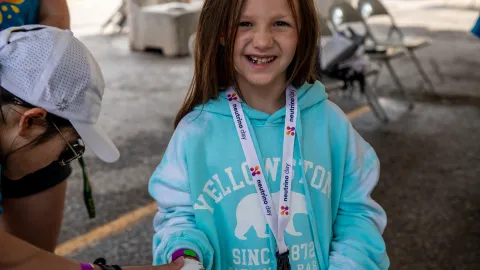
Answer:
[{"left": 227, "top": 86, "right": 298, "bottom": 254}]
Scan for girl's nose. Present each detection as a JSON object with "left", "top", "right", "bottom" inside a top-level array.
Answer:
[{"left": 252, "top": 28, "right": 273, "bottom": 49}]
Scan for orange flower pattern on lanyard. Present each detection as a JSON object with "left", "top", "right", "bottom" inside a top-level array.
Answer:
[{"left": 0, "top": 0, "right": 24, "bottom": 24}]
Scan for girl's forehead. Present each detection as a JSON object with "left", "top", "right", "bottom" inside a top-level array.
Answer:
[{"left": 241, "top": 0, "right": 297, "bottom": 16}]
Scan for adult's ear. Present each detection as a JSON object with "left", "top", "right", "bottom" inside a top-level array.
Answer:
[{"left": 18, "top": 108, "right": 48, "bottom": 137}]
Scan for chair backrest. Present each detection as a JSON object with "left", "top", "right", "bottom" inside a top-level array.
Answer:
[
  {"left": 328, "top": 1, "right": 380, "bottom": 44},
  {"left": 357, "top": 0, "right": 403, "bottom": 41},
  {"left": 357, "top": 0, "right": 390, "bottom": 19},
  {"left": 329, "top": 2, "right": 364, "bottom": 28}
]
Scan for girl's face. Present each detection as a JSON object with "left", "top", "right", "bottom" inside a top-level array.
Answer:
[
  {"left": 234, "top": 0, "right": 298, "bottom": 89},
  {"left": 1, "top": 107, "right": 79, "bottom": 180}
]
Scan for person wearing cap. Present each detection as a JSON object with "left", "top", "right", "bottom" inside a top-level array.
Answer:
[
  {"left": 0, "top": 0, "right": 74, "bottom": 254},
  {"left": 0, "top": 25, "right": 184, "bottom": 270}
]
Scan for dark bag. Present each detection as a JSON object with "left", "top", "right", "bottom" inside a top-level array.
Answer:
[{"left": 316, "top": 27, "right": 367, "bottom": 93}]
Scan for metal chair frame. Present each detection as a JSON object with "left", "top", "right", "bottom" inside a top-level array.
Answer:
[
  {"left": 318, "top": 12, "right": 390, "bottom": 122},
  {"left": 328, "top": 1, "right": 436, "bottom": 100},
  {"left": 357, "top": 0, "right": 440, "bottom": 93}
]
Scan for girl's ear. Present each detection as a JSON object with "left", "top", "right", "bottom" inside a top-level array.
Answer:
[{"left": 18, "top": 108, "right": 48, "bottom": 137}]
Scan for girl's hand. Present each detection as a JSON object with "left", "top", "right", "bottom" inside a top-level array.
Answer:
[{"left": 182, "top": 256, "right": 199, "bottom": 261}]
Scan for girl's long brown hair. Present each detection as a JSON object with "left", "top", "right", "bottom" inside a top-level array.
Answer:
[{"left": 174, "top": 0, "right": 319, "bottom": 128}]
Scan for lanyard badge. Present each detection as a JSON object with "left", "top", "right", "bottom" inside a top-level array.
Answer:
[{"left": 227, "top": 86, "right": 298, "bottom": 270}]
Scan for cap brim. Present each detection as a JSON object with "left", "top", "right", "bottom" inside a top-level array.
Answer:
[{"left": 70, "top": 121, "right": 120, "bottom": 163}]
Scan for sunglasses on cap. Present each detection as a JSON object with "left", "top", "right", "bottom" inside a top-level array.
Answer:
[{"left": 50, "top": 121, "right": 85, "bottom": 166}]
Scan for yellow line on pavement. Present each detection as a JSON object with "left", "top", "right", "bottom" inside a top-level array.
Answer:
[
  {"left": 55, "top": 201, "right": 157, "bottom": 256},
  {"left": 347, "top": 105, "right": 371, "bottom": 120},
  {"left": 55, "top": 105, "right": 371, "bottom": 256}
]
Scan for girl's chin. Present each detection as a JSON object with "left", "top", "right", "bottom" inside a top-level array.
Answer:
[{"left": 242, "top": 73, "right": 286, "bottom": 87}]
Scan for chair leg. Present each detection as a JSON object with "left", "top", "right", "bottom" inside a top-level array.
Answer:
[
  {"left": 405, "top": 49, "right": 437, "bottom": 93},
  {"left": 430, "top": 58, "right": 445, "bottom": 84},
  {"left": 371, "top": 63, "right": 383, "bottom": 90},
  {"left": 385, "top": 60, "right": 415, "bottom": 110},
  {"left": 364, "top": 82, "right": 389, "bottom": 123},
  {"left": 101, "top": 1, "right": 127, "bottom": 31}
]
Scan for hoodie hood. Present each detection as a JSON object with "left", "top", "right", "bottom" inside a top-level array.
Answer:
[{"left": 194, "top": 81, "right": 328, "bottom": 125}]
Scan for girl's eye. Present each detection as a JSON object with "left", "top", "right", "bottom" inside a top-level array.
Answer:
[
  {"left": 274, "top": 21, "right": 290, "bottom": 27},
  {"left": 239, "top": 22, "right": 252, "bottom": 27}
]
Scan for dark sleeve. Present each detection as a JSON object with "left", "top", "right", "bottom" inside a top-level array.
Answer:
[{"left": 1, "top": 162, "right": 72, "bottom": 198}]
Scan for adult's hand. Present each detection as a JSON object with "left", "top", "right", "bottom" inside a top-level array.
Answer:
[{"left": 123, "top": 258, "right": 185, "bottom": 270}]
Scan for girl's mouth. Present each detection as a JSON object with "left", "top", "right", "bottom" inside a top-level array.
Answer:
[{"left": 246, "top": 55, "right": 277, "bottom": 65}]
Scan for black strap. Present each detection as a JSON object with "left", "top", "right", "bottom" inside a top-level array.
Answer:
[
  {"left": 93, "top": 258, "right": 122, "bottom": 270},
  {"left": 276, "top": 250, "right": 291, "bottom": 270}
]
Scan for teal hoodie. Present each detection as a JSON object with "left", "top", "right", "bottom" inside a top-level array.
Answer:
[{"left": 149, "top": 81, "right": 389, "bottom": 270}]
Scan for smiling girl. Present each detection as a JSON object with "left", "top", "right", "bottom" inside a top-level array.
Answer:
[{"left": 149, "top": 0, "right": 389, "bottom": 269}]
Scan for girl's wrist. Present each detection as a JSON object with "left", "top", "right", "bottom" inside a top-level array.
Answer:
[{"left": 172, "top": 248, "right": 199, "bottom": 262}]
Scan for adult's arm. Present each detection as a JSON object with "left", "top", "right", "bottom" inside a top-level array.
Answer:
[
  {"left": 0, "top": 231, "right": 184, "bottom": 270},
  {"left": 39, "top": 0, "right": 70, "bottom": 29}
]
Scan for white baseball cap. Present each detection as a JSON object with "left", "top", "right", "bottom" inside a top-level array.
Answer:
[{"left": 0, "top": 25, "right": 120, "bottom": 163}]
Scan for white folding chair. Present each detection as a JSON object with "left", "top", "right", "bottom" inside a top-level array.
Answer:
[
  {"left": 357, "top": 0, "right": 441, "bottom": 93},
  {"left": 328, "top": 2, "right": 415, "bottom": 110},
  {"left": 317, "top": 13, "right": 390, "bottom": 122}
]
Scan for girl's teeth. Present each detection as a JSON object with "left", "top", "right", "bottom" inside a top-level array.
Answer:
[{"left": 248, "top": 56, "right": 275, "bottom": 64}]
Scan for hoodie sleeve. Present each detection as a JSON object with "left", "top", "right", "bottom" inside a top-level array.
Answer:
[
  {"left": 328, "top": 123, "right": 390, "bottom": 270},
  {"left": 149, "top": 124, "right": 214, "bottom": 269}
]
